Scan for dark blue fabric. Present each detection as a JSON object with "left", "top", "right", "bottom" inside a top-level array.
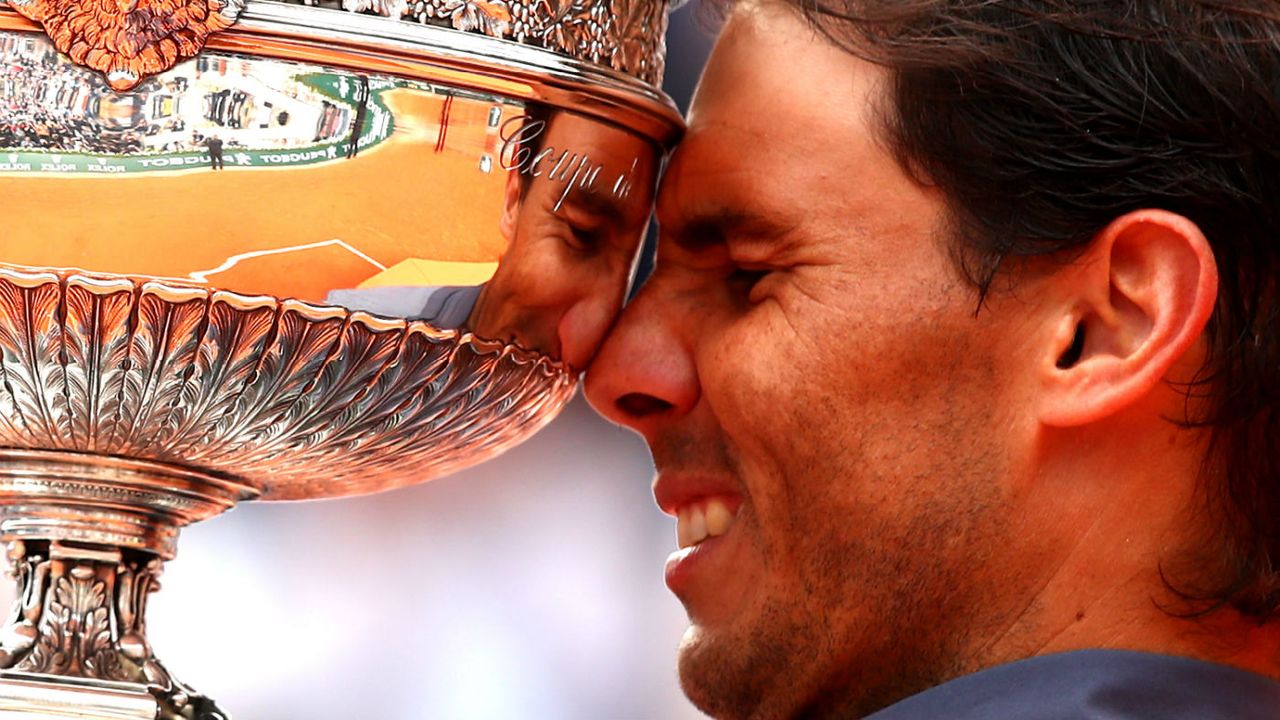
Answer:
[{"left": 866, "top": 650, "right": 1280, "bottom": 719}]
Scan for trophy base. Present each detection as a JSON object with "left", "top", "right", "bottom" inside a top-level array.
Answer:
[
  {"left": 0, "top": 539, "right": 230, "bottom": 720},
  {"left": 0, "top": 451, "right": 245, "bottom": 718},
  {"left": 0, "top": 675, "right": 158, "bottom": 719}
]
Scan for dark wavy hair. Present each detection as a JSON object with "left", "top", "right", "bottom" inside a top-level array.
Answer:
[{"left": 774, "top": 0, "right": 1280, "bottom": 618}]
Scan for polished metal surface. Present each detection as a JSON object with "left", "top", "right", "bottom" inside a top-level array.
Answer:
[
  {"left": 0, "top": 26, "right": 665, "bottom": 371},
  {"left": 0, "top": 0, "right": 678, "bottom": 711},
  {"left": 266, "top": 0, "right": 669, "bottom": 86},
  {"left": 0, "top": 450, "right": 255, "bottom": 558},
  {"left": 0, "top": 675, "right": 162, "bottom": 719},
  {"left": 0, "top": 0, "right": 670, "bottom": 91},
  {"left": 0, "top": 268, "right": 578, "bottom": 501},
  {"left": 218, "top": 0, "right": 681, "bottom": 140}
]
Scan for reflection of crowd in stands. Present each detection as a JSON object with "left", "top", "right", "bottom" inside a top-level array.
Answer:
[
  {"left": 1, "top": 34, "right": 191, "bottom": 155},
  {"left": 2, "top": 32, "right": 360, "bottom": 160},
  {"left": 197, "top": 56, "right": 308, "bottom": 140},
  {"left": 1, "top": 35, "right": 139, "bottom": 153},
  {"left": 205, "top": 88, "right": 250, "bottom": 128}
]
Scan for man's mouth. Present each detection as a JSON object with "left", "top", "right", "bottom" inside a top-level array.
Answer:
[{"left": 675, "top": 496, "right": 737, "bottom": 548}]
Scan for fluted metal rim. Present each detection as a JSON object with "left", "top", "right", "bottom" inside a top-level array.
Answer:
[{"left": 0, "top": 266, "right": 580, "bottom": 502}]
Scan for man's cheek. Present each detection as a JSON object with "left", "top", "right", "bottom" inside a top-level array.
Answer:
[{"left": 556, "top": 294, "right": 618, "bottom": 369}]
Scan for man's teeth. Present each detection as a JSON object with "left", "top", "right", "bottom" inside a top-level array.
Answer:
[{"left": 676, "top": 498, "right": 736, "bottom": 549}]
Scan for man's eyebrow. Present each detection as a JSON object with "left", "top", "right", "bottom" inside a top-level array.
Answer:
[
  {"left": 560, "top": 187, "right": 629, "bottom": 225},
  {"left": 666, "top": 209, "right": 795, "bottom": 252}
]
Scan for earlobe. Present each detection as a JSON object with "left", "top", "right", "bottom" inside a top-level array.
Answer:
[{"left": 1040, "top": 210, "right": 1218, "bottom": 427}]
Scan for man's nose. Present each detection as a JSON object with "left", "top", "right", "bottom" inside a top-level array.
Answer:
[{"left": 583, "top": 285, "right": 699, "bottom": 436}]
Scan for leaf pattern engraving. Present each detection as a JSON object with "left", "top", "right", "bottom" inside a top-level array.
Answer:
[
  {"left": 18, "top": 564, "right": 122, "bottom": 680},
  {"left": 157, "top": 293, "right": 277, "bottom": 455},
  {"left": 61, "top": 277, "right": 136, "bottom": 451},
  {"left": 0, "top": 274, "right": 39, "bottom": 447},
  {"left": 441, "top": 0, "right": 512, "bottom": 36},
  {"left": 0, "top": 269, "right": 575, "bottom": 499},
  {"left": 0, "top": 545, "right": 214, "bottom": 709},
  {"left": 189, "top": 302, "right": 346, "bottom": 462},
  {"left": 112, "top": 285, "right": 208, "bottom": 455},
  {"left": 342, "top": 0, "right": 409, "bottom": 18},
  {"left": 0, "top": 272, "right": 72, "bottom": 448},
  {"left": 609, "top": 0, "right": 666, "bottom": 81},
  {"left": 233, "top": 314, "right": 403, "bottom": 468}
]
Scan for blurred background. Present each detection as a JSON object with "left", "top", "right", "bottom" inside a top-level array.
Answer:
[{"left": 0, "top": 8, "right": 716, "bottom": 720}]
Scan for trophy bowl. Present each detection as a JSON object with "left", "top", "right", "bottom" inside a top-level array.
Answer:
[{"left": 0, "top": 0, "right": 680, "bottom": 715}]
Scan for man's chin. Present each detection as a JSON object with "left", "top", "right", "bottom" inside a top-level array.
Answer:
[
  {"left": 676, "top": 625, "right": 733, "bottom": 718},
  {"left": 675, "top": 623, "right": 783, "bottom": 720}
]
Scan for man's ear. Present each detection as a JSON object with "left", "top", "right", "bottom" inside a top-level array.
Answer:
[
  {"left": 499, "top": 170, "right": 522, "bottom": 243},
  {"left": 1039, "top": 209, "right": 1218, "bottom": 427}
]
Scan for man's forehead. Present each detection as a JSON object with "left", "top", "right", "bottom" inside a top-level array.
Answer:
[{"left": 658, "top": 6, "right": 929, "bottom": 253}]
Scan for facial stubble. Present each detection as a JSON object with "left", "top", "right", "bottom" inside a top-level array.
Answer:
[{"left": 675, "top": 417, "right": 1014, "bottom": 719}]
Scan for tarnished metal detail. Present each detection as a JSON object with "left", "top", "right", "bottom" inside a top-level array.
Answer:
[
  {"left": 277, "top": 0, "right": 668, "bottom": 85},
  {"left": 0, "top": 268, "right": 578, "bottom": 500},
  {"left": 5, "top": 0, "right": 245, "bottom": 91},
  {"left": 0, "top": 540, "right": 227, "bottom": 719}
]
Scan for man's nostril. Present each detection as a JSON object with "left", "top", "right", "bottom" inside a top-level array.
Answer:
[{"left": 616, "top": 392, "right": 674, "bottom": 418}]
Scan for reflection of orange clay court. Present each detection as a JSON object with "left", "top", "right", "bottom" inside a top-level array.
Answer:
[{"left": 0, "top": 88, "right": 513, "bottom": 303}]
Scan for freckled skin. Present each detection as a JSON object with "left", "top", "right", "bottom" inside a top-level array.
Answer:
[{"left": 585, "top": 5, "right": 1058, "bottom": 718}]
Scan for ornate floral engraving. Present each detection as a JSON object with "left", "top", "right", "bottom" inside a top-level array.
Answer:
[
  {"left": 7, "top": 0, "right": 245, "bottom": 91},
  {"left": 443, "top": 0, "right": 512, "bottom": 36},
  {"left": 61, "top": 277, "right": 136, "bottom": 453},
  {"left": 0, "top": 541, "right": 226, "bottom": 719},
  {"left": 19, "top": 563, "right": 121, "bottom": 679},
  {"left": 114, "top": 286, "right": 209, "bottom": 456},
  {"left": 0, "top": 272, "right": 71, "bottom": 451},
  {"left": 0, "top": 269, "right": 576, "bottom": 500},
  {"left": 343, "top": 0, "right": 409, "bottom": 19},
  {"left": 293, "top": 0, "right": 668, "bottom": 85},
  {"left": 608, "top": 0, "right": 666, "bottom": 82}
]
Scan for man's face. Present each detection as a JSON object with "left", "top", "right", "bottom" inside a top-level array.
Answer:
[
  {"left": 585, "top": 3, "right": 1049, "bottom": 717},
  {"left": 469, "top": 111, "right": 657, "bottom": 369}
]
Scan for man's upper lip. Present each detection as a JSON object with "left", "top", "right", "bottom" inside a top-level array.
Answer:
[{"left": 653, "top": 471, "right": 742, "bottom": 516}]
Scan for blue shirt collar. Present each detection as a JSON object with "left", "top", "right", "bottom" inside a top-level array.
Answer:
[{"left": 867, "top": 650, "right": 1280, "bottom": 720}]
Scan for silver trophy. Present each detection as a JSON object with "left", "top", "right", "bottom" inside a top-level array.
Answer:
[{"left": 0, "top": 0, "right": 679, "bottom": 715}]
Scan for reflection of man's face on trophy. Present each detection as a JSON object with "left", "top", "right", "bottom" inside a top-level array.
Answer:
[
  {"left": 0, "top": 0, "right": 683, "bottom": 712},
  {"left": 467, "top": 111, "right": 656, "bottom": 370}
]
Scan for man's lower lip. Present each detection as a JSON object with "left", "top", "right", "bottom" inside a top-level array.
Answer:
[{"left": 664, "top": 533, "right": 728, "bottom": 594}]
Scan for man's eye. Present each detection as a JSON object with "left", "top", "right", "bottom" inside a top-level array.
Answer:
[
  {"left": 566, "top": 226, "right": 605, "bottom": 252},
  {"left": 728, "top": 267, "right": 769, "bottom": 296}
]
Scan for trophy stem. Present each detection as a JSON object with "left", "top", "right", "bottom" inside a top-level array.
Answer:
[{"left": 0, "top": 450, "right": 257, "bottom": 718}]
